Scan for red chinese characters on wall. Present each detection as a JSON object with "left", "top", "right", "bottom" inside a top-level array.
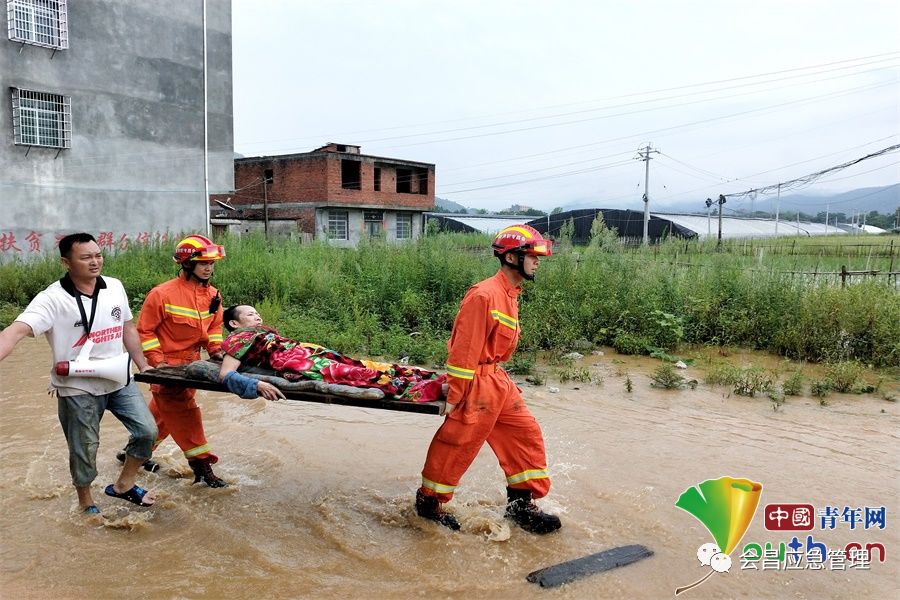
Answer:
[{"left": 0, "top": 231, "right": 168, "bottom": 255}]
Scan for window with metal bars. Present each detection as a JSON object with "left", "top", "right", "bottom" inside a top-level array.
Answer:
[
  {"left": 396, "top": 213, "right": 412, "bottom": 239},
  {"left": 326, "top": 210, "right": 349, "bottom": 240},
  {"left": 7, "top": 0, "right": 68, "bottom": 49},
  {"left": 11, "top": 88, "right": 71, "bottom": 148}
]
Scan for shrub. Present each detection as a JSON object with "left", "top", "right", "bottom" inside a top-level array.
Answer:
[
  {"left": 557, "top": 367, "right": 594, "bottom": 384},
  {"left": 705, "top": 363, "right": 742, "bottom": 386},
  {"left": 810, "top": 379, "right": 832, "bottom": 398},
  {"left": 613, "top": 332, "right": 653, "bottom": 356},
  {"left": 782, "top": 371, "right": 804, "bottom": 396},
  {"left": 732, "top": 367, "right": 774, "bottom": 397},
  {"left": 651, "top": 364, "right": 694, "bottom": 389},
  {"left": 824, "top": 361, "right": 865, "bottom": 393},
  {"left": 525, "top": 374, "right": 545, "bottom": 386},
  {"left": 507, "top": 353, "right": 535, "bottom": 375}
]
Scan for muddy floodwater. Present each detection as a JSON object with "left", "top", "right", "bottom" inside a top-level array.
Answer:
[{"left": 1, "top": 337, "right": 897, "bottom": 599}]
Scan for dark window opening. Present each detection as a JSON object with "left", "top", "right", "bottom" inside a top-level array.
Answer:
[
  {"left": 264, "top": 168, "right": 274, "bottom": 184},
  {"left": 396, "top": 168, "right": 412, "bottom": 194},
  {"left": 336, "top": 145, "right": 346, "bottom": 152},
  {"left": 417, "top": 170, "right": 428, "bottom": 195},
  {"left": 374, "top": 167, "right": 381, "bottom": 192},
  {"left": 341, "top": 159, "right": 361, "bottom": 190}
]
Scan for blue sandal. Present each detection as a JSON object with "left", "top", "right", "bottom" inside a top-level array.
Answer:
[
  {"left": 104, "top": 484, "right": 155, "bottom": 507},
  {"left": 83, "top": 505, "right": 101, "bottom": 515}
]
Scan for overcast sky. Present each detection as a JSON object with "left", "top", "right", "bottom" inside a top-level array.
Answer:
[{"left": 231, "top": 0, "right": 899, "bottom": 213}]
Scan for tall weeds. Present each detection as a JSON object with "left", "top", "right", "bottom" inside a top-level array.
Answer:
[{"left": 1, "top": 232, "right": 897, "bottom": 367}]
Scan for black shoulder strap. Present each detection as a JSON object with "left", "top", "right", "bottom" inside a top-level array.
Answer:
[{"left": 74, "top": 284, "right": 101, "bottom": 344}]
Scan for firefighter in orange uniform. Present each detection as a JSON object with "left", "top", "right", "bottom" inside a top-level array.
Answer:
[
  {"left": 134, "top": 234, "right": 228, "bottom": 487},
  {"left": 416, "top": 225, "right": 562, "bottom": 534}
]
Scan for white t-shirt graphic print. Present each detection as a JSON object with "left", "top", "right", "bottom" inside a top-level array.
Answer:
[{"left": 16, "top": 275, "right": 133, "bottom": 396}]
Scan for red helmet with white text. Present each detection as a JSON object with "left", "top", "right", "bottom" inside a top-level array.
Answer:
[
  {"left": 173, "top": 234, "right": 226, "bottom": 264},
  {"left": 491, "top": 225, "right": 552, "bottom": 257}
]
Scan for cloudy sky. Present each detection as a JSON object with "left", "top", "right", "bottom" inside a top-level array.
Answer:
[{"left": 231, "top": 0, "right": 899, "bottom": 213}]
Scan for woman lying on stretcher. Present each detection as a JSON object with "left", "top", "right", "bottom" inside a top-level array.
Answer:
[{"left": 218, "top": 305, "right": 447, "bottom": 402}]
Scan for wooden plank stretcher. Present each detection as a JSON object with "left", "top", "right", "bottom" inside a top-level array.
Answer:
[{"left": 134, "top": 365, "right": 445, "bottom": 416}]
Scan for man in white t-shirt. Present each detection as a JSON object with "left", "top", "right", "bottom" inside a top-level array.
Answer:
[{"left": 0, "top": 233, "right": 159, "bottom": 514}]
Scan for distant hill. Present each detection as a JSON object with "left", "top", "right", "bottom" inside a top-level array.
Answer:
[
  {"left": 775, "top": 184, "right": 899, "bottom": 215},
  {"left": 559, "top": 184, "right": 899, "bottom": 216},
  {"left": 435, "top": 197, "right": 468, "bottom": 213}
]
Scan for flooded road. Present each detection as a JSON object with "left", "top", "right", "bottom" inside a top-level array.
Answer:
[{"left": 1, "top": 337, "right": 897, "bottom": 599}]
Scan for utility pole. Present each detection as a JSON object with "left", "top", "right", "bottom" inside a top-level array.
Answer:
[
  {"left": 202, "top": 0, "right": 210, "bottom": 236},
  {"left": 260, "top": 169, "right": 275, "bottom": 239},
  {"left": 774, "top": 183, "right": 781, "bottom": 235},
  {"left": 263, "top": 179, "right": 269, "bottom": 239},
  {"left": 716, "top": 194, "right": 726, "bottom": 248},
  {"left": 636, "top": 143, "right": 659, "bottom": 245},
  {"left": 824, "top": 203, "right": 829, "bottom": 235}
]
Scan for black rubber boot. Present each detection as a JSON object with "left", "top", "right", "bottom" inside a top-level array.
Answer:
[
  {"left": 116, "top": 450, "right": 160, "bottom": 473},
  {"left": 505, "top": 487, "right": 562, "bottom": 534},
  {"left": 188, "top": 458, "right": 228, "bottom": 488},
  {"left": 415, "top": 490, "right": 460, "bottom": 531}
]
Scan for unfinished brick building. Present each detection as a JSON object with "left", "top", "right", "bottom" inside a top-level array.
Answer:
[{"left": 211, "top": 144, "right": 435, "bottom": 245}]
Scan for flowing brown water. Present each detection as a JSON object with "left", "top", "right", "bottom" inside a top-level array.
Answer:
[{"left": 1, "top": 338, "right": 897, "bottom": 599}]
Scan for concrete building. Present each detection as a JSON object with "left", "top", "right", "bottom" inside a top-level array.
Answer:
[
  {"left": 213, "top": 144, "right": 435, "bottom": 246},
  {"left": 1, "top": 0, "right": 233, "bottom": 260}
]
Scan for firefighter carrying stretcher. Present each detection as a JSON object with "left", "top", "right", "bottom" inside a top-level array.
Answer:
[
  {"left": 416, "top": 224, "right": 562, "bottom": 534},
  {"left": 122, "top": 234, "right": 229, "bottom": 488}
]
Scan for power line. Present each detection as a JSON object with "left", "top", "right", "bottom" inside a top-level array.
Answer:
[
  {"left": 236, "top": 52, "right": 900, "bottom": 150},
  {"left": 439, "top": 159, "right": 635, "bottom": 194},
  {"left": 725, "top": 144, "right": 900, "bottom": 198},
  {"left": 431, "top": 78, "right": 896, "bottom": 178},
  {"left": 438, "top": 80, "right": 894, "bottom": 199},
  {"left": 440, "top": 151, "right": 634, "bottom": 188},
  {"left": 656, "top": 134, "right": 900, "bottom": 203}
]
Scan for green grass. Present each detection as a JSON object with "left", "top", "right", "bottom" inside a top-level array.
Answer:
[{"left": 1, "top": 231, "right": 898, "bottom": 367}]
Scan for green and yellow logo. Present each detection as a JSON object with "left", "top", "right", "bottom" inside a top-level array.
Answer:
[{"left": 675, "top": 476, "right": 763, "bottom": 596}]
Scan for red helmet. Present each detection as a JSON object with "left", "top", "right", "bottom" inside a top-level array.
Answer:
[
  {"left": 173, "top": 234, "right": 226, "bottom": 264},
  {"left": 491, "top": 225, "right": 552, "bottom": 257}
]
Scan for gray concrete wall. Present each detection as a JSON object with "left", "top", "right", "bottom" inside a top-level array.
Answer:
[
  {"left": 314, "top": 209, "right": 423, "bottom": 247},
  {"left": 0, "top": 0, "right": 233, "bottom": 260}
]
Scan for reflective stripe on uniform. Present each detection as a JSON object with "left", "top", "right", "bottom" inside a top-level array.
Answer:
[
  {"left": 506, "top": 468, "right": 549, "bottom": 485},
  {"left": 208, "top": 333, "right": 223, "bottom": 343},
  {"left": 142, "top": 338, "right": 161, "bottom": 351},
  {"left": 490, "top": 309, "right": 517, "bottom": 330},
  {"left": 184, "top": 443, "right": 210, "bottom": 458},
  {"left": 421, "top": 477, "right": 456, "bottom": 494},
  {"left": 163, "top": 304, "right": 214, "bottom": 320},
  {"left": 446, "top": 363, "right": 475, "bottom": 380}
]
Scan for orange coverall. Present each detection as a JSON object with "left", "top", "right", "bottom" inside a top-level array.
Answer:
[
  {"left": 137, "top": 274, "right": 224, "bottom": 462},
  {"left": 420, "top": 270, "right": 551, "bottom": 503}
]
